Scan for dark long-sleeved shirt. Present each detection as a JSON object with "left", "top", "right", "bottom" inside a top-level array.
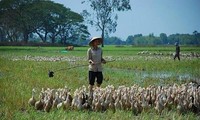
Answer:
[{"left": 176, "top": 46, "right": 180, "bottom": 54}]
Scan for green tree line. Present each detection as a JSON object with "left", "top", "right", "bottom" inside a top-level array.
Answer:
[
  {"left": 104, "top": 32, "right": 200, "bottom": 46},
  {"left": 0, "top": 0, "right": 199, "bottom": 46},
  {"left": 0, "top": 0, "right": 90, "bottom": 45},
  {"left": 124, "top": 32, "right": 200, "bottom": 45}
]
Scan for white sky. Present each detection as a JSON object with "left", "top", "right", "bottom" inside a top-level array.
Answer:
[{"left": 53, "top": 0, "right": 200, "bottom": 40}]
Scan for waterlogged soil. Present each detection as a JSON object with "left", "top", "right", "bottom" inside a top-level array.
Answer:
[
  {"left": 141, "top": 71, "right": 196, "bottom": 81},
  {"left": 105, "top": 67, "right": 198, "bottom": 82},
  {"left": 2, "top": 54, "right": 199, "bottom": 83}
]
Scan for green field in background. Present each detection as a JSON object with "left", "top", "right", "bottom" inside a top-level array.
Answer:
[{"left": 0, "top": 46, "right": 200, "bottom": 120}]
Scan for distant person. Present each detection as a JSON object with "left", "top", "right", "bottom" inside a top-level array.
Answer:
[
  {"left": 87, "top": 37, "right": 106, "bottom": 97},
  {"left": 174, "top": 42, "right": 180, "bottom": 61}
]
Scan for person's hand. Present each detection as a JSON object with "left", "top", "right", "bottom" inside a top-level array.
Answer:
[{"left": 89, "top": 60, "right": 95, "bottom": 65}]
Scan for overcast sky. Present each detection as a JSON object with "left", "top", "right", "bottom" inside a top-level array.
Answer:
[{"left": 53, "top": 0, "right": 200, "bottom": 40}]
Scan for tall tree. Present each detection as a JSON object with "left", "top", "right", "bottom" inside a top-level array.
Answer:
[
  {"left": 0, "top": 0, "right": 46, "bottom": 43},
  {"left": 0, "top": 0, "right": 88, "bottom": 44},
  {"left": 160, "top": 33, "right": 168, "bottom": 44},
  {"left": 81, "top": 0, "right": 131, "bottom": 47},
  {"left": 126, "top": 35, "right": 134, "bottom": 45},
  {"left": 0, "top": 0, "right": 27, "bottom": 42},
  {"left": 193, "top": 30, "right": 200, "bottom": 44}
]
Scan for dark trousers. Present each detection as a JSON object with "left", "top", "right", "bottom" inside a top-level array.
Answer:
[
  {"left": 174, "top": 53, "right": 180, "bottom": 61},
  {"left": 89, "top": 71, "right": 103, "bottom": 85}
]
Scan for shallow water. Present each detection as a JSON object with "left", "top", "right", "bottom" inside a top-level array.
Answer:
[
  {"left": 141, "top": 71, "right": 196, "bottom": 81},
  {"left": 105, "top": 67, "right": 198, "bottom": 82}
]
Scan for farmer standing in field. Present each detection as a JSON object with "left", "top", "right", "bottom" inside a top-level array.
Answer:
[
  {"left": 87, "top": 37, "right": 106, "bottom": 98},
  {"left": 174, "top": 42, "right": 180, "bottom": 61}
]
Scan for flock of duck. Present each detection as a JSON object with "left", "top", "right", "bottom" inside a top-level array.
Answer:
[
  {"left": 28, "top": 82, "right": 200, "bottom": 115},
  {"left": 10, "top": 51, "right": 199, "bottom": 62}
]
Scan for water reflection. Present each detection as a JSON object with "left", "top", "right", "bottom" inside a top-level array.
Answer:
[{"left": 105, "top": 67, "right": 198, "bottom": 82}]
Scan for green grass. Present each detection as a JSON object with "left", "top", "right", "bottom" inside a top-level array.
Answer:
[{"left": 0, "top": 45, "right": 200, "bottom": 119}]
